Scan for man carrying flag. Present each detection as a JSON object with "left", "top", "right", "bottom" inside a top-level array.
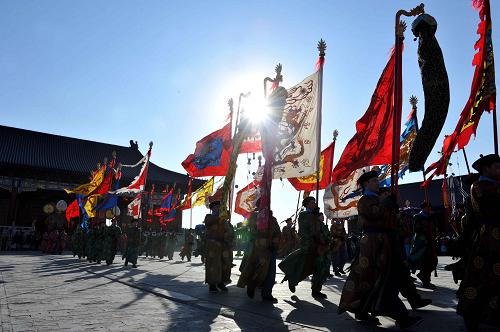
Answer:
[
  {"left": 124, "top": 219, "right": 141, "bottom": 268},
  {"left": 203, "top": 196, "right": 233, "bottom": 293},
  {"left": 457, "top": 153, "right": 500, "bottom": 330},
  {"left": 338, "top": 171, "right": 422, "bottom": 328},
  {"left": 237, "top": 199, "right": 281, "bottom": 303},
  {"left": 278, "top": 196, "right": 330, "bottom": 299}
]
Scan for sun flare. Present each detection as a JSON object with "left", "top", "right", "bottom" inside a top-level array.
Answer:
[{"left": 243, "top": 96, "right": 269, "bottom": 124}]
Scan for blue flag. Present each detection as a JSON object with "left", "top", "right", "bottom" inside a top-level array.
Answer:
[{"left": 379, "top": 111, "right": 418, "bottom": 188}]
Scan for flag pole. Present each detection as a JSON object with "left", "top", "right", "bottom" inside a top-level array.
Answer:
[
  {"left": 316, "top": 39, "right": 326, "bottom": 201},
  {"left": 263, "top": 64, "right": 282, "bottom": 97},
  {"left": 229, "top": 98, "right": 234, "bottom": 139},
  {"left": 228, "top": 93, "right": 251, "bottom": 222},
  {"left": 236, "top": 92, "right": 251, "bottom": 134},
  {"left": 410, "top": 96, "right": 429, "bottom": 202},
  {"left": 332, "top": 129, "right": 338, "bottom": 174},
  {"left": 294, "top": 191, "right": 302, "bottom": 223},
  {"left": 493, "top": 105, "right": 498, "bottom": 154},
  {"left": 189, "top": 178, "right": 193, "bottom": 229},
  {"left": 227, "top": 99, "right": 235, "bottom": 222},
  {"left": 462, "top": 148, "right": 472, "bottom": 175},
  {"left": 392, "top": 4, "right": 425, "bottom": 194},
  {"left": 259, "top": 64, "right": 283, "bottom": 233},
  {"left": 140, "top": 142, "right": 153, "bottom": 226},
  {"left": 391, "top": 19, "right": 404, "bottom": 194}
]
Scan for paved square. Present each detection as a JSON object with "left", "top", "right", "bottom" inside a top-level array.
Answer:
[{"left": 0, "top": 252, "right": 493, "bottom": 331}]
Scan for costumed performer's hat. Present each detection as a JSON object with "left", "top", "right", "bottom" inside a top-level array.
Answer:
[
  {"left": 208, "top": 199, "right": 221, "bottom": 210},
  {"left": 357, "top": 170, "right": 379, "bottom": 186},
  {"left": 207, "top": 185, "right": 223, "bottom": 210},
  {"left": 411, "top": 13, "right": 437, "bottom": 37},
  {"left": 302, "top": 196, "right": 316, "bottom": 207},
  {"left": 471, "top": 154, "right": 500, "bottom": 174}
]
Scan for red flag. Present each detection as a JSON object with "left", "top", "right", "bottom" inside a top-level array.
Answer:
[
  {"left": 332, "top": 47, "right": 398, "bottom": 182},
  {"left": 178, "top": 178, "right": 193, "bottom": 211},
  {"left": 66, "top": 199, "right": 80, "bottom": 222},
  {"left": 114, "top": 148, "right": 151, "bottom": 194},
  {"left": 182, "top": 123, "right": 232, "bottom": 177},
  {"left": 234, "top": 181, "right": 261, "bottom": 218},
  {"left": 239, "top": 125, "right": 262, "bottom": 154},
  {"left": 93, "top": 164, "right": 115, "bottom": 195},
  {"left": 288, "top": 142, "right": 335, "bottom": 191},
  {"left": 457, "top": 0, "right": 496, "bottom": 149},
  {"left": 425, "top": 0, "right": 496, "bottom": 185},
  {"left": 128, "top": 193, "right": 142, "bottom": 219}
]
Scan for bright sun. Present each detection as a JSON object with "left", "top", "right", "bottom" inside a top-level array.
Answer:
[
  {"left": 242, "top": 94, "right": 269, "bottom": 124},
  {"left": 215, "top": 71, "right": 273, "bottom": 126}
]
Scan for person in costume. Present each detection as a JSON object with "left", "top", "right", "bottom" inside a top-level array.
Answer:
[
  {"left": 165, "top": 225, "right": 177, "bottom": 260},
  {"left": 193, "top": 224, "right": 206, "bottom": 263},
  {"left": 72, "top": 225, "right": 84, "bottom": 259},
  {"left": 180, "top": 229, "right": 195, "bottom": 262},
  {"left": 58, "top": 229, "right": 68, "bottom": 254},
  {"left": 94, "top": 221, "right": 106, "bottom": 264},
  {"left": 124, "top": 219, "right": 141, "bottom": 268},
  {"left": 237, "top": 201, "right": 281, "bottom": 303},
  {"left": 103, "top": 218, "right": 122, "bottom": 265},
  {"left": 158, "top": 229, "right": 166, "bottom": 259},
  {"left": 234, "top": 223, "right": 244, "bottom": 257},
  {"left": 378, "top": 187, "right": 432, "bottom": 311},
  {"left": 408, "top": 201, "right": 438, "bottom": 289},
  {"left": 444, "top": 174, "right": 480, "bottom": 284},
  {"left": 143, "top": 227, "right": 152, "bottom": 257},
  {"left": 47, "top": 228, "right": 59, "bottom": 254},
  {"left": 86, "top": 222, "right": 97, "bottom": 262},
  {"left": 338, "top": 171, "right": 422, "bottom": 329},
  {"left": 330, "top": 219, "right": 348, "bottom": 277},
  {"left": 149, "top": 230, "right": 157, "bottom": 258},
  {"left": 278, "top": 196, "right": 331, "bottom": 299},
  {"left": 278, "top": 218, "right": 298, "bottom": 259},
  {"left": 40, "top": 231, "right": 49, "bottom": 253},
  {"left": 204, "top": 199, "right": 233, "bottom": 293},
  {"left": 457, "top": 154, "right": 500, "bottom": 331}
]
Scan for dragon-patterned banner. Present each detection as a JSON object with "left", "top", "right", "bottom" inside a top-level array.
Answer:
[
  {"left": 324, "top": 167, "right": 370, "bottom": 219},
  {"left": 272, "top": 71, "right": 320, "bottom": 179},
  {"left": 234, "top": 181, "right": 261, "bottom": 218}
]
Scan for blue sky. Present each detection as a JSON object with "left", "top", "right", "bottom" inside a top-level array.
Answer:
[{"left": 1, "top": 0, "right": 498, "bottom": 227}]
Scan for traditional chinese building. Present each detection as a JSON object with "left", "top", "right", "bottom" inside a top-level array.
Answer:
[{"left": 0, "top": 125, "right": 202, "bottom": 230}]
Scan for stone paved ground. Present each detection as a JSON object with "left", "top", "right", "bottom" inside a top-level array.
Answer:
[{"left": 0, "top": 252, "right": 496, "bottom": 331}]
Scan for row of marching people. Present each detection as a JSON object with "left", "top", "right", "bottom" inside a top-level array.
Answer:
[
  {"left": 72, "top": 219, "right": 124, "bottom": 265},
  {"left": 232, "top": 154, "right": 499, "bottom": 330},
  {"left": 71, "top": 219, "right": 196, "bottom": 268},
  {"left": 201, "top": 174, "right": 433, "bottom": 330}
]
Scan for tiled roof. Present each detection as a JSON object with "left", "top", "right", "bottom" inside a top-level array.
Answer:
[{"left": 0, "top": 125, "right": 202, "bottom": 190}]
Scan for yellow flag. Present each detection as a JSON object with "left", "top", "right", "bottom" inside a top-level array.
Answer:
[
  {"left": 192, "top": 177, "right": 214, "bottom": 207},
  {"left": 84, "top": 194, "right": 100, "bottom": 218},
  {"left": 295, "top": 153, "right": 325, "bottom": 184},
  {"left": 65, "top": 167, "right": 106, "bottom": 196}
]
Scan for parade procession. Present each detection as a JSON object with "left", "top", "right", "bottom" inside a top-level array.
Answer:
[{"left": 0, "top": 1, "right": 499, "bottom": 331}]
